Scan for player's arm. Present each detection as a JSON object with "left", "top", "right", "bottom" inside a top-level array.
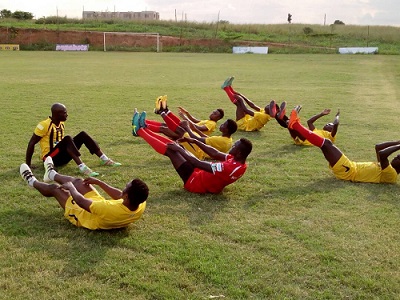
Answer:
[
  {"left": 178, "top": 107, "right": 200, "bottom": 123},
  {"left": 330, "top": 109, "right": 340, "bottom": 137},
  {"left": 307, "top": 109, "right": 331, "bottom": 131},
  {"left": 192, "top": 122, "right": 209, "bottom": 133},
  {"left": 26, "top": 133, "right": 42, "bottom": 167},
  {"left": 83, "top": 177, "right": 122, "bottom": 200},
  {"left": 179, "top": 137, "right": 226, "bottom": 161},
  {"left": 375, "top": 141, "right": 400, "bottom": 169},
  {"left": 189, "top": 125, "right": 208, "bottom": 137},
  {"left": 179, "top": 113, "right": 209, "bottom": 133},
  {"left": 168, "top": 143, "right": 214, "bottom": 173},
  {"left": 239, "top": 93, "right": 260, "bottom": 111},
  {"left": 180, "top": 121, "right": 207, "bottom": 142},
  {"left": 61, "top": 182, "right": 93, "bottom": 212}
]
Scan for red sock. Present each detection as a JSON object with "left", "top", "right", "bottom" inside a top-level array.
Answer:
[
  {"left": 162, "top": 111, "right": 180, "bottom": 131},
  {"left": 292, "top": 122, "right": 325, "bottom": 147},
  {"left": 167, "top": 111, "right": 181, "bottom": 124},
  {"left": 145, "top": 119, "right": 162, "bottom": 132},
  {"left": 223, "top": 86, "right": 236, "bottom": 103},
  {"left": 138, "top": 128, "right": 170, "bottom": 154}
]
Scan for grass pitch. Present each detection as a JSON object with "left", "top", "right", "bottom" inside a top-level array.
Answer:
[{"left": 1, "top": 52, "right": 400, "bottom": 299}]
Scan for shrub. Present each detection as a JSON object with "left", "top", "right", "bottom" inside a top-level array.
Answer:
[{"left": 303, "top": 27, "right": 313, "bottom": 35}]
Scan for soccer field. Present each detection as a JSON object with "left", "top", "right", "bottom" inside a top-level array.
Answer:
[{"left": 1, "top": 52, "right": 400, "bottom": 299}]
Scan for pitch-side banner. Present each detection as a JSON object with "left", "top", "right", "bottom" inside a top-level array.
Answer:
[
  {"left": 56, "top": 44, "right": 89, "bottom": 51},
  {"left": 0, "top": 44, "right": 19, "bottom": 51},
  {"left": 232, "top": 46, "right": 268, "bottom": 54},
  {"left": 338, "top": 47, "right": 378, "bottom": 54}
]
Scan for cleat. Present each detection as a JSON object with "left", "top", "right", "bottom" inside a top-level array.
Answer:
[
  {"left": 221, "top": 76, "right": 233, "bottom": 89},
  {"left": 160, "top": 95, "right": 168, "bottom": 111},
  {"left": 43, "top": 156, "right": 55, "bottom": 183},
  {"left": 288, "top": 105, "right": 302, "bottom": 129},
  {"left": 20, "top": 163, "right": 36, "bottom": 187},
  {"left": 269, "top": 100, "right": 277, "bottom": 118},
  {"left": 80, "top": 165, "right": 99, "bottom": 177},
  {"left": 132, "top": 108, "right": 140, "bottom": 136},
  {"left": 276, "top": 101, "right": 287, "bottom": 120},
  {"left": 101, "top": 159, "right": 121, "bottom": 167},
  {"left": 139, "top": 111, "right": 147, "bottom": 129},
  {"left": 154, "top": 96, "right": 163, "bottom": 114},
  {"left": 227, "top": 76, "right": 235, "bottom": 87}
]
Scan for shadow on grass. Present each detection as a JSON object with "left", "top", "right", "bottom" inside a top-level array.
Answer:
[
  {"left": 248, "top": 174, "right": 400, "bottom": 208},
  {"left": 159, "top": 188, "right": 230, "bottom": 226},
  {"left": 0, "top": 208, "right": 130, "bottom": 276}
]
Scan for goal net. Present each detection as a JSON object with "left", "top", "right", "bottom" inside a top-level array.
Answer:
[{"left": 103, "top": 32, "right": 160, "bottom": 52}]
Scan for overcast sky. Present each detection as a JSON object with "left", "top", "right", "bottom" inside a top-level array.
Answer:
[{"left": 2, "top": 0, "right": 399, "bottom": 26}]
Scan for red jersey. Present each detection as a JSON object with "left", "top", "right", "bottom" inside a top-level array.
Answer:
[{"left": 184, "top": 154, "right": 247, "bottom": 194}]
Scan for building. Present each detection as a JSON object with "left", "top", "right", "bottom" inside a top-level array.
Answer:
[{"left": 82, "top": 11, "right": 159, "bottom": 21}]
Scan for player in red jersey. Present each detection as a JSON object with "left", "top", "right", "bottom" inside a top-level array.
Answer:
[{"left": 131, "top": 110, "right": 252, "bottom": 194}]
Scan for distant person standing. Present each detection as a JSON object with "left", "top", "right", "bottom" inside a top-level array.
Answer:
[{"left": 25, "top": 103, "right": 121, "bottom": 177}]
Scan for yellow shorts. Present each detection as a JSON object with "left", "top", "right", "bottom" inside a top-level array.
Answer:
[
  {"left": 236, "top": 112, "right": 271, "bottom": 131},
  {"left": 330, "top": 155, "right": 356, "bottom": 181},
  {"left": 330, "top": 155, "right": 397, "bottom": 183},
  {"left": 293, "top": 137, "right": 311, "bottom": 146},
  {"left": 64, "top": 190, "right": 104, "bottom": 227}
]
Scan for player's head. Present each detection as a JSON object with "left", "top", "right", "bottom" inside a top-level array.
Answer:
[
  {"left": 391, "top": 154, "right": 400, "bottom": 173},
  {"left": 220, "top": 118, "right": 237, "bottom": 135},
  {"left": 229, "top": 138, "right": 252, "bottom": 161},
  {"left": 323, "top": 122, "right": 334, "bottom": 132},
  {"left": 51, "top": 103, "right": 68, "bottom": 122},
  {"left": 123, "top": 179, "right": 149, "bottom": 208},
  {"left": 210, "top": 108, "right": 224, "bottom": 121}
]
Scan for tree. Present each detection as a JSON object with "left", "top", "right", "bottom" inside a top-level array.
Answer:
[
  {"left": 0, "top": 9, "right": 12, "bottom": 18},
  {"left": 287, "top": 13, "right": 292, "bottom": 24},
  {"left": 333, "top": 20, "right": 345, "bottom": 25},
  {"left": 11, "top": 10, "right": 34, "bottom": 20}
]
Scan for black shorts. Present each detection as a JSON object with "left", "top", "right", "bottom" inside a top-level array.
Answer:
[{"left": 176, "top": 161, "right": 195, "bottom": 184}]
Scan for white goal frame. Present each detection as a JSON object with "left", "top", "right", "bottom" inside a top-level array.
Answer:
[{"left": 103, "top": 32, "right": 160, "bottom": 52}]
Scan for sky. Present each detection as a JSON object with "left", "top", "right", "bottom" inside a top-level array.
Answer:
[{"left": 2, "top": 0, "right": 399, "bottom": 26}]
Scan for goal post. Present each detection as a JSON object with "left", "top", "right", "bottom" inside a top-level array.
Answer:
[{"left": 103, "top": 32, "right": 160, "bottom": 52}]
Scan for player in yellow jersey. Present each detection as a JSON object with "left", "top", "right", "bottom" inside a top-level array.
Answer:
[
  {"left": 288, "top": 105, "right": 400, "bottom": 183},
  {"left": 221, "top": 76, "right": 278, "bottom": 131},
  {"left": 26, "top": 103, "right": 121, "bottom": 177},
  {"left": 179, "top": 119, "right": 237, "bottom": 160},
  {"left": 177, "top": 106, "right": 224, "bottom": 136},
  {"left": 274, "top": 105, "right": 340, "bottom": 146},
  {"left": 149, "top": 95, "right": 224, "bottom": 137},
  {"left": 142, "top": 104, "right": 237, "bottom": 160},
  {"left": 20, "top": 157, "right": 148, "bottom": 230}
]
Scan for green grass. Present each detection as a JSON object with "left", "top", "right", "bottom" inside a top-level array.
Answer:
[{"left": 1, "top": 52, "right": 400, "bottom": 299}]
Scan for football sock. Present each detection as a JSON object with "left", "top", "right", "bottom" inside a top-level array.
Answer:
[
  {"left": 162, "top": 111, "right": 180, "bottom": 132},
  {"left": 99, "top": 154, "right": 109, "bottom": 162},
  {"left": 223, "top": 86, "right": 237, "bottom": 103},
  {"left": 145, "top": 119, "right": 162, "bottom": 132},
  {"left": 28, "top": 176, "right": 37, "bottom": 187},
  {"left": 167, "top": 111, "right": 181, "bottom": 124},
  {"left": 138, "top": 128, "right": 169, "bottom": 155},
  {"left": 48, "top": 170, "right": 56, "bottom": 181},
  {"left": 291, "top": 122, "right": 325, "bottom": 148}
]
